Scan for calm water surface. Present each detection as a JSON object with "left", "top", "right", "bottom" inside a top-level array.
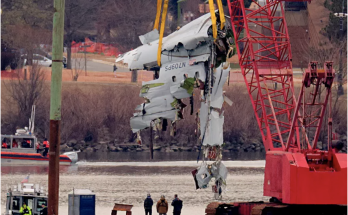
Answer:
[{"left": 1, "top": 151, "right": 265, "bottom": 174}]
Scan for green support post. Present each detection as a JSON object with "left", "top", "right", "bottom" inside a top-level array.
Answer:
[
  {"left": 48, "top": 0, "right": 65, "bottom": 214},
  {"left": 177, "top": 0, "right": 186, "bottom": 27}
]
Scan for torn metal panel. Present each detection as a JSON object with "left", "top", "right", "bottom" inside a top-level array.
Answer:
[
  {"left": 141, "top": 83, "right": 164, "bottom": 94},
  {"left": 140, "top": 81, "right": 169, "bottom": 100},
  {"left": 139, "top": 29, "right": 159, "bottom": 45},
  {"left": 211, "top": 63, "right": 230, "bottom": 109},
  {"left": 223, "top": 94, "right": 233, "bottom": 106},
  {"left": 130, "top": 109, "right": 176, "bottom": 133},
  {"left": 131, "top": 59, "right": 209, "bottom": 133},
  {"left": 140, "top": 61, "right": 206, "bottom": 100},
  {"left": 170, "top": 83, "right": 191, "bottom": 99},
  {"left": 199, "top": 102, "right": 208, "bottom": 140},
  {"left": 162, "top": 13, "right": 213, "bottom": 50},
  {"left": 169, "top": 77, "right": 196, "bottom": 100},
  {"left": 194, "top": 161, "right": 227, "bottom": 189},
  {"left": 137, "top": 95, "right": 175, "bottom": 115},
  {"left": 126, "top": 43, "right": 158, "bottom": 70},
  {"left": 162, "top": 45, "right": 211, "bottom": 63},
  {"left": 195, "top": 165, "right": 213, "bottom": 188},
  {"left": 217, "top": 162, "right": 228, "bottom": 180},
  {"left": 202, "top": 110, "right": 224, "bottom": 146},
  {"left": 115, "top": 13, "right": 213, "bottom": 70},
  {"left": 115, "top": 49, "right": 138, "bottom": 67}
]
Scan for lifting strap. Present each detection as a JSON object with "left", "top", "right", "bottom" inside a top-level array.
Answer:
[
  {"left": 156, "top": 0, "right": 169, "bottom": 66},
  {"left": 208, "top": 0, "right": 217, "bottom": 40},
  {"left": 155, "top": 0, "right": 225, "bottom": 65},
  {"left": 216, "top": 0, "right": 225, "bottom": 30},
  {"left": 208, "top": 0, "right": 226, "bottom": 39},
  {"left": 154, "top": 0, "right": 162, "bottom": 30}
]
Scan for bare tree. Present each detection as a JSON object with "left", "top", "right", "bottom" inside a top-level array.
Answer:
[
  {"left": 295, "top": 35, "right": 347, "bottom": 143},
  {"left": 70, "top": 53, "right": 85, "bottom": 81},
  {"left": 1, "top": 0, "right": 52, "bottom": 65},
  {"left": 1, "top": 64, "right": 48, "bottom": 134},
  {"left": 64, "top": 0, "right": 100, "bottom": 69},
  {"left": 3, "top": 25, "right": 51, "bottom": 56},
  {"left": 98, "top": 0, "right": 157, "bottom": 52},
  {"left": 182, "top": 0, "right": 202, "bottom": 22},
  {"left": 298, "top": 35, "right": 347, "bottom": 99}
]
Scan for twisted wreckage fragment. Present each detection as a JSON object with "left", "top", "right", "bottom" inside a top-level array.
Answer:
[{"left": 116, "top": 12, "right": 235, "bottom": 199}]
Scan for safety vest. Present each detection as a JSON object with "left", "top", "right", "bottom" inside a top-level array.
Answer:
[
  {"left": 19, "top": 206, "right": 31, "bottom": 215},
  {"left": 43, "top": 141, "right": 49, "bottom": 148}
]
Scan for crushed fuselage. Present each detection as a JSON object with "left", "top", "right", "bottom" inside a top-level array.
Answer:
[{"left": 116, "top": 12, "right": 235, "bottom": 198}]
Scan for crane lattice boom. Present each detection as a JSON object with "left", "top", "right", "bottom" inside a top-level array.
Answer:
[{"left": 227, "top": 0, "right": 347, "bottom": 205}]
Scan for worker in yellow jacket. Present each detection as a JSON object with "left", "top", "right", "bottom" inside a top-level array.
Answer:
[{"left": 19, "top": 202, "right": 32, "bottom": 215}]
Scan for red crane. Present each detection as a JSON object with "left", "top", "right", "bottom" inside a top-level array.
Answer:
[{"left": 206, "top": 0, "right": 347, "bottom": 213}]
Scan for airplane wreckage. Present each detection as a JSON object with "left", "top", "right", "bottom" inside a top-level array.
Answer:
[{"left": 116, "top": 11, "right": 234, "bottom": 199}]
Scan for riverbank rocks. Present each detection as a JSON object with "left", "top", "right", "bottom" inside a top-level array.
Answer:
[
  {"left": 67, "top": 139, "right": 77, "bottom": 147},
  {"left": 60, "top": 141, "right": 267, "bottom": 154},
  {"left": 164, "top": 148, "right": 174, "bottom": 152},
  {"left": 65, "top": 146, "right": 74, "bottom": 152},
  {"left": 58, "top": 132, "right": 348, "bottom": 154},
  {"left": 99, "top": 143, "right": 108, "bottom": 152},
  {"left": 59, "top": 134, "right": 277, "bottom": 154},
  {"left": 170, "top": 140, "right": 178, "bottom": 146},
  {"left": 85, "top": 147, "right": 94, "bottom": 153},
  {"left": 180, "top": 147, "right": 192, "bottom": 152},
  {"left": 109, "top": 146, "right": 117, "bottom": 152},
  {"left": 153, "top": 146, "right": 162, "bottom": 151}
]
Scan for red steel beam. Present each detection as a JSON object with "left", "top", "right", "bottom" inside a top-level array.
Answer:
[{"left": 228, "top": 0, "right": 298, "bottom": 151}]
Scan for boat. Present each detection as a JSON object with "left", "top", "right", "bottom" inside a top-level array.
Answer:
[
  {"left": 4, "top": 182, "right": 47, "bottom": 215},
  {"left": 1, "top": 106, "right": 78, "bottom": 165},
  {"left": 1, "top": 133, "right": 76, "bottom": 165}
]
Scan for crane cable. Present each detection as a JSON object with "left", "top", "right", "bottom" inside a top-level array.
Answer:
[
  {"left": 209, "top": 0, "right": 218, "bottom": 39},
  {"left": 154, "top": 0, "right": 169, "bottom": 67}
]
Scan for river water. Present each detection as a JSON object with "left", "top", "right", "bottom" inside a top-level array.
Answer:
[{"left": 1, "top": 152, "right": 267, "bottom": 215}]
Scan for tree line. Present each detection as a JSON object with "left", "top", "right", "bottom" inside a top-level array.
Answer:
[{"left": 1, "top": 0, "right": 211, "bottom": 69}]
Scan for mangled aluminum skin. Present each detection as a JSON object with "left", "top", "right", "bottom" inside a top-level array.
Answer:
[{"left": 116, "top": 11, "right": 234, "bottom": 199}]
